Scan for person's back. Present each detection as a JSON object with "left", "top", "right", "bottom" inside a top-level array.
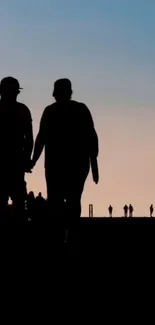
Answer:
[
  {"left": 42, "top": 100, "right": 98, "bottom": 173},
  {"left": 32, "top": 79, "right": 99, "bottom": 252},
  {"left": 32, "top": 78, "right": 99, "bottom": 188}
]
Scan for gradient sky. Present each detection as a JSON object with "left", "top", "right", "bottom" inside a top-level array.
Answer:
[{"left": 0, "top": 0, "right": 155, "bottom": 216}]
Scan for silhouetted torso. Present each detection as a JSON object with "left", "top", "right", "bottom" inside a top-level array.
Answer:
[
  {"left": 0, "top": 101, "right": 32, "bottom": 169},
  {"left": 40, "top": 100, "right": 98, "bottom": 174}
]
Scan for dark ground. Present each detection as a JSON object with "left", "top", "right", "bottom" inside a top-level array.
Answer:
[{"left": 0, "top": 215, "right": 155, "bottom": 258}]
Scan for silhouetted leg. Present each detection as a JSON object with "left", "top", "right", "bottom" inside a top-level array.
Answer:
[
  {"left": 45, "top": 170, "right": 66, "bottom": 252},
  {"left": 66, "top": 165, "right": 89, "bottom": 255},
  {"left": 48, "top": 191, "right": 65, "bottom": 253},
  {"left": 66, "top": 173, "right": 88, "bottom": 256},
  {"left": 65, "top": 191, "right": 82, "bottom": 256},
  {"left": 0, "top": 175, "right": 9, "bottom": 215}
]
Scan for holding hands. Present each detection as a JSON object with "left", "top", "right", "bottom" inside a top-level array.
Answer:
[{"left": 25, "top": 158, "right": 36, "bottom": 173}]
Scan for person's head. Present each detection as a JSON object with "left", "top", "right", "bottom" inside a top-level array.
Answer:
[
  {"left": 0, "top": 77, "right": 23, "bottom": 102},
  {"left": 53, "top": 78, "right": 72, "bottom": 102},
  {"left": 38, "top": 192, "right": 42, "bottom": 197},
  {"left": 29, "top": 191, "right": 35, "bottom": 198}
]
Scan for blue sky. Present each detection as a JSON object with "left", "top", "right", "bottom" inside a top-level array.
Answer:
[
  {"left": 0, "top": 0, "right": 154, "bottom": 109},
  {"left": 0, "top": 0, "right": 155, "bottom": 216}
]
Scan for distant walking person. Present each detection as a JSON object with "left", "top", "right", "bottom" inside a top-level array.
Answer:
[
  {"left": 36, "top": 192, "right": 46, "bottom": 213},
  {"left": 150, "top": 204, "right": 154, "bottom": 218},
  {"left": 108, "top": 205, "right": 113, "bottom": 218},
  {"left": 129, "top": 204, "right": 134, "bottom": 218},
  {"left": 0, "top": 77, "right": 33, "bottom": 214},
  {"left": 123, "top": 205, "right": 128, "bottom": 218},
  {"left": 36, "top": 192, "right": 45, "bottom": 204},
  {"left": 27, "top": 191, "right": 35, "bottom": 218},
  {"left": 32, "top": 78, "right": 99, "bottom": 244}
]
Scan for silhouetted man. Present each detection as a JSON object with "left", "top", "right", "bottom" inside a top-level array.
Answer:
[
  {"left": 0, "top": 77, "right": 33, "bottom": 214},
  {"left": 123, "top": 205, "right": 128, "bottom": 218},
  {"left": 27, "top": 191, "right": 35, "bottom": 218},
  {"left": 129, "top": 204, "right": 134, "bottom": 218},
  {"left": 32, "top": 78, "right": 99, "bottom": 244},
  {"left": 150, "top": 204, "right": 154, "bottom": 218},
  {"left": 36, "top": 192, "right": 46, "bottom": 212},
  {"left": 108, "top": 205, "right": 113, "bottom": 218},
  {"left": 36, "top": 192, "right": 44, "bottom": 202}
]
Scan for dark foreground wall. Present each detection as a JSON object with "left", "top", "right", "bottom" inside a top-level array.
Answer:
[{"left": 0, "top": 216, "right": 155, "bottom": 257}]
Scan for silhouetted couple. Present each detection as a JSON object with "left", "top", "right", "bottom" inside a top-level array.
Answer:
[
  {"left": 0, "top": 77, "right": 99, "bottom": 238},
  {"left": 123, "top": 205, "right": 134, "bottom": 218}
]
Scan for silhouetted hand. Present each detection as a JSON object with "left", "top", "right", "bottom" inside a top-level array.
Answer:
[
  {"left": 31, "top": 158, "right": 36, "bottom": 169},
  {"left": 91, "top": 157, "right": 99, "bottom": 184},
  {"left": 24, "top": 159, "right": 33, "bottom": 173},
  {"left": 93, "top": 171, "right": 99, "bottom": 184}
]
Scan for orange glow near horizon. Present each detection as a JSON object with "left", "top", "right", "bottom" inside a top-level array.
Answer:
[{"left": 26, "top": 106, "right": 155, "bottom": 218}]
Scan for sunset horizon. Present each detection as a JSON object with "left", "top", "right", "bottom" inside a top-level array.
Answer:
[{"left": 1, "top": 0, "right": 155, "bottom": 217}]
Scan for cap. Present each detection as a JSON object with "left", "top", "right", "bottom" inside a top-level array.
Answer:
[
  {"left": 53, "top": 78, "right": 72, "bottom": 94},
  {"left": 0, "top": 77, "right": 23, "bottom": 90}
]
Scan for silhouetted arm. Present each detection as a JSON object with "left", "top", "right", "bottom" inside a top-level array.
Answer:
[
  {"left": 24, "top": 107, "right": 34, "bottom": 172},
  {"left": 32, "top": 109, "right": 47, "bottom": 166},
  {"left": 83, "top": 104, "right": 99, "bottom": 158},
  {"left": 83, "top": 105, "right": 99, "bottom": 183},
  {"left": 24, "top": 112, "right": 34, "bottom": 160}
]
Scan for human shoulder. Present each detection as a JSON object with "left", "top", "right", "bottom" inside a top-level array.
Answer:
[
  {"left": 40, "top": 103, "right": 58, "bottom": 128},
  {"left": 71, "top": 100, "right": 90, "bottom": 112},
  {"left": 17, "top": 101, "right": 30, "bottom": 111},
  {"left": 73, "top": 101, "right": 92, "bottom": 120},
  {"left": 42, "top": 102, "right": 57, "bottom": 116},
  {"left": 16, "top": 102, "right": 32, "bottom": 120}
]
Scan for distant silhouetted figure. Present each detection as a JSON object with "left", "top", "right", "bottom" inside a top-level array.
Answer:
[
  {"left": 11, "top": 180, "right": 28, "bottom": 210},
  {"left": 32, "top": 78, "right": 99, "bottom": 250},
  {"left": 108, "top": 205, "right": 113, "bottom": 218},
  {"left": 150, "top": 204, "right": 154, "bottom": 218},
  {"left": 129, "top": 204, "right": 134, "bottom": 218},
  {"left": 36, "top": 192, "right": 46, "bottom": 214},
  {"left": 0, "top": 77, "right": 33, "bottom": 214},
  {"left": 36, "top": 192, "right": 44, "bottom": 202},
  {"left": 27, "top": 191, "right": 35, "bottom": 218},
  {"left": 123, "top": 205, "right": 128, "bottom": 218}
]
